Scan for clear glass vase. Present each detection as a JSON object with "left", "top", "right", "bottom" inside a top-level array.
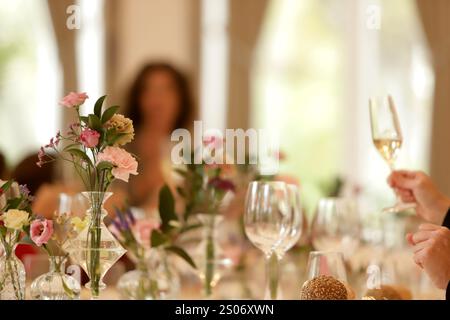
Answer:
[
  {"left": 30, "top": 256, "right": 81, "bottom": 300},
  {"left": 63, "top": 192, "right": 126, "bottom": 299},
  {"left": 0, "top": 243, "right": 26, "bottom": 300},
  {"left": 194, "top": 214, "right": 231, "bottom": 298},
  {"left": 117, "top": 249, "right": 180, "bottom": 300}
]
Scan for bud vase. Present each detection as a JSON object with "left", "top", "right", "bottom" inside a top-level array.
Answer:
[
  {"left": 0, "top": 243, "right": 26, "bottom": 300},
  {"left": 64, "top": 192, "right": 126, "bottom": 299},
  {"left": 194, "top": 214, "right": 231, "bottom": 298},
  {"left": 117, "top": 248, "right": 180, "bottom": 300}
]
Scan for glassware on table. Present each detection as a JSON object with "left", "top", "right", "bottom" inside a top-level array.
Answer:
[
  {"left": 275, "top": 184, "right": 303, "bottom": 258},
  {"left": 117, "top": 248, "right": 180, "bottom": 300},
  {"left": 30, "top": 256, "right": 81, "bottom": 300},
  {"left": 244, "top": 181, "right": 291, "bottom": 300},
  {"left": 63, "top": 192, "right": 126, "bottom": 299},
  {"left": 194, "top": 213, "right": 232, "bottom": 298},
  {"left": 369, "top": 95, "right": 416, "bottom": 213},
  {"left": 305, "top": 251, "right": 348, "bottom": 283},
  {"left": 0, "top": 243, "right": 26, "bottom": 300},
  {"left": 311, "top": 198, "right": 360, "bottom": 259}
]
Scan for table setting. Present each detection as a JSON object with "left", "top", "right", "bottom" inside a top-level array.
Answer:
[{"left": 0, "top": 92, "right": 446, "bottom": 301}]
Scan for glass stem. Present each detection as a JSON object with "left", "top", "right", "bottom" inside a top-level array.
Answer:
[
  {"left": 388, "top": 161, "right": 402, "bottom": 204},
  {"left": 264, "top": 253, "right": 280, "bottom": 300}
]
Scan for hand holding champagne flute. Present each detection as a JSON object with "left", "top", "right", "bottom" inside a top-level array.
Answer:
[{"left": 369, "top": 95, "right": 416, "bottom": 213}]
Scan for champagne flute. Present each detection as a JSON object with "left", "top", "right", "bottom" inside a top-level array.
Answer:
[
  {"left": 244, "top": 181, "right": 291, "bottom": 300},
  {"left": 369, "top": 95, "right": 416, "bottom": 213},
  {"left": 275, "top": 184, "right": 303, "bottom": 258}
]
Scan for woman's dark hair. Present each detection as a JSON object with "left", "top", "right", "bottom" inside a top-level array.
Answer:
[{"left": 126, "top": 62, "right": 195, "bottom": 133}]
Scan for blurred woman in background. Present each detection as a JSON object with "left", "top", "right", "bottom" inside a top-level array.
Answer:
[{"left": 126, "top": 62, "right": 196, "bottom": 212}]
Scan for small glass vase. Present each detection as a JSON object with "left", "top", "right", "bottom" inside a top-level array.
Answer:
[
  {"left": 117, "top": 248, "right": 180, "bottom": 300},
  {"left": 30, "top": 256, "right": 81, "bottom": 300},
  {"left": 194, "top": 214, "right": 231, "bottom": 298},
  {"left": 64, "top": 192, "right": 126, "bottom": 299},
  {"left": 0, "top": 243, "right": 26, "bottom": 300}
]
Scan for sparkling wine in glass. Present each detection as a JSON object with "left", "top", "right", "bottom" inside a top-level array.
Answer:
[
  {"left": 244, "top": 181, "right": 291, "bottom": 300},
  {"left": 369, "top": 95, "right": 416, "bottom": 213}
]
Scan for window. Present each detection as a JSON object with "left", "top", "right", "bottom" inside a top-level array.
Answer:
[
  {"left": 253, "top": 0, "right": 433, "bottom": 214},
  {"left": 0, "top": 0, "right": 61, "bottom": 166}
]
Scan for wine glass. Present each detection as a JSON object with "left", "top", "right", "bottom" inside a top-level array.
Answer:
[
  {"left": 275, "top": 184, "right": 303, "bottom": 258},
  {"left": 369, "top": 95, "right": 416, "bottom": 213},
  {"left": 311, "top": 198, "right": 360, "bottom": 260},
  {"left": 244, "top": 181, "right": 291, "bottom": 300},
  {"left": 305, "top": 251, "right": 347, "bottom": 283}
]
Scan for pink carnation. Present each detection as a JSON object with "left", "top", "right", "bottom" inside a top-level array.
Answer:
[
  {"left": 96, "top": 146, "right": 138, "bottom": 182},
  {"left": 80, "top": 128, "right": 100, "bottom": 148},
  {"left": 60, "top": 92, "right": 88, "bottom": 108},
  {"left": 30, "top": 219, "right": 54, "bottom": 247}
]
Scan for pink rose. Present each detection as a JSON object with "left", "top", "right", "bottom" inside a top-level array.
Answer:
[
  {"left": 132, "top": 219, "right": 160, "bottom": 247},
  {"left": 30, "top": 219, "right": 54, "bottom": 247},
  {"left": 80, "top": 128, "right": 100, "bottom": 148},
  {"left": 96, "top": 146, "right": 138, "bottom": 182},
  {"left": 60, "top": 92, "right": 89, "bottom": 108}
]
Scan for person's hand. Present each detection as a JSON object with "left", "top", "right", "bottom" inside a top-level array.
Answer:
[
  {"left": 388, "top": 170, "right": 450, "bottom": 224},
  {"left": 407, "top": 223, "right": 450, "bottom": 290}
]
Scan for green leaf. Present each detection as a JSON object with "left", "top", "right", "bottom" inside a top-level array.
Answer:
[
  {"left": 66, "top": 148, "right": 93, "bottom": 167},
  {"left": 106, "top": 132, "right": 127, "bottom": 146},
  {"left": 94, "top": 95, "right": 107, "bottom": 117},
  {"left": 158, "top": 185, "right": 178, "bottom": 233},
  {"left": 62, "top": 143, "right": 81, "bottom": 151},
  {"left": 101, "top": 106, "right": 120, "bottom": 124},
  {"left": 0, "top": 180, "right": 12, "bottom": 192},
  {"left": 61, "top": 278, "right": 76, "bottom": 299},
  {"left": 88, "top": 114, "right": 102, "bottom": 131},
  {"left": 0, "top": 225, "right": 6, "bottom": 238},
  {"left": 150, "top": 229, "right": 169, "bottom": 247},
  {"left": 166, "top": 246, "right": 196, "bottom": 269},
  {"left": 173, "top": 168, "right": 187, "bottom": 177},
  {"left": 6, "top": 198, "right": 22, "bottom": 210},
  {"left": 176, "top": 186, "right": 185, "bottom": 198},
  {"left": 179, "top": 223, "right": 202, "bottom": 234},
  {"left": 79, "top": 116, "right": 89, "bottom": 124},
  {"left": 96, "top": 161, "right": 114, "bottom": 172}
]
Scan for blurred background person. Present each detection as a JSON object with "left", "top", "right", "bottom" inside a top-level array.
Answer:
[{"left": 125, "top": 62, "right": 196, "bottom": 213}]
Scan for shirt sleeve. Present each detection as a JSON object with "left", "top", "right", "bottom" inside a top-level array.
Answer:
[
  {"left": 444, "top": 208, "right": 450, "bottom": 300},
  {"left": 443, "top": 208, "right": 450, "bottom": 229}
]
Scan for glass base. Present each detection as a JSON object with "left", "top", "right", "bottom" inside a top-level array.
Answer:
[{"left": 382, "top": 202, "right": 416, "bottom": 214}]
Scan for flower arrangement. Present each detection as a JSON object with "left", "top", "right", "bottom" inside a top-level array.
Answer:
[
  {"left": 0, "top": 180, "right": 83, "bottom": 299},
  {"left": 175, "top": 136, "right": 236, "bottom": 218},
  {"left": 110, "top": 190, "right": 196, "bottom": 299},
  {"left": 174, "top": 136, "right": 237, "bottom": 297},
  {"left": 0, "top": 180, "right": 33, "bottom": 299},
  {"left": 38, "top": 92, "right": 138, "bottom": 298}
]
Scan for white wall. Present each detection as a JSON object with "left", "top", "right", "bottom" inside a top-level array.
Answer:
[{"left": 110, "top": 0, "right": 199, "bottom": 105}]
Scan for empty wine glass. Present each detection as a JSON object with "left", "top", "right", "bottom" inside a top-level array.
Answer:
[
  {"left": 244, "top": 181, "right": 291, "bottom": 300},
  {"left": 306, "top": 251, "right": 347, "bottom": 283},
  {"left": 275, "top": 184, "right": 303, "bottom": 258},
  {"left": 369, "top": 95, "right": 416, "bottom": 213},
  {"left": 311, "top": 198, "right": 360, "bottom": 260}
]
